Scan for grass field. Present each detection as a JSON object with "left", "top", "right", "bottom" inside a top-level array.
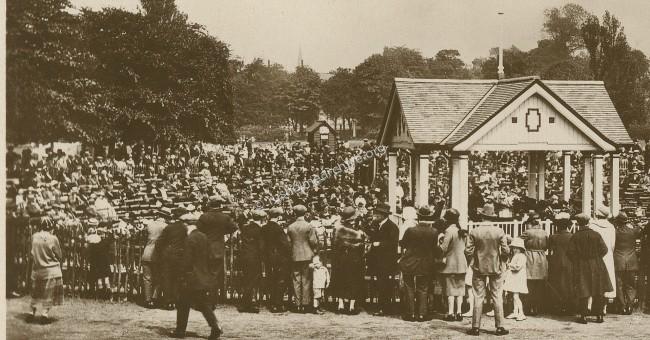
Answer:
[{"left": 6, "top": 297, "right": 650, "bottom": 339}]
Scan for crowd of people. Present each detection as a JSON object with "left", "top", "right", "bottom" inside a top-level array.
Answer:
[{"left": 5, "top": 138, "right": 650, "bottom": 338}]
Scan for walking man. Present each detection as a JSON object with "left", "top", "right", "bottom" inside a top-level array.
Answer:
[
  {"left": 287, "top": 204, "right": 319, "bottom": 313},
  {"left": 465, "top": 219, "right": 510, "bottom": 336},
  {"left": 172, "top": 213, "right": 222, "bottom": 339}
]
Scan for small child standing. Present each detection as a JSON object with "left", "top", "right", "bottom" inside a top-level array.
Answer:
[
  {"left": 504, "top": 238, "right": 528, "bottom": 321},
  {"left": 309, "top": 255, "right": 330, "bottom": 314}
]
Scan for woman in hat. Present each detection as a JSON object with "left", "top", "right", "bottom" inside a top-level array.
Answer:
[
  {"left": 569, "top": 213, "right": 612, "bottom": 324},
  {"left": 504, "top": 238, "right": 528, "bottom": 321},
  {"left": 439, "top": 208, "right": 467, "bottom": 322},
  {"left": 29, "top": 216, "right": 64, "bottom": 323},
  {"left": 612, "top": 212, "right": 641, "bottom": 314},
  {"left": 548, "top": 212, "right": 574, "bottom": 314},
  {"left": 330, "top": 206, "right": 367, "bottom": 314},
  {"left": 520, "top": 215, "right": 548, "bottom": 315},
  {"left": 590, "top": 206, "right": 617, "bottom": 305},
  {"left": 85, "top": 220, "right": 113, "bottom": 300}
]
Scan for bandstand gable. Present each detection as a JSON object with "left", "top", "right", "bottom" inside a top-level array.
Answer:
[
  {"left": 462, "top": 93, "right": 599, "bottom": 151},
  {"left": 378, "top": 76, "right": 632, "bottom": 151}
]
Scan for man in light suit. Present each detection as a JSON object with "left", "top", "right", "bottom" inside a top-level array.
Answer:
[
  {"left": 287, "top": 204, "right": 319, "bottom": 313},
  {"left": 465, "top": 221, "right": 510, "bottom": 336}
]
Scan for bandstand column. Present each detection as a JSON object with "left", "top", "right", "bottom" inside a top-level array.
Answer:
[
  {"left": 609, "top": 153, "right": 620, "bottom": 216},
  {"left": 407, "top": 151, "right": 413, "bottom": 202},
  {"left": 451, "top": 152, "right": 469, "bottom": 227},
  {"left": 537, "top": 152, "right": 546, "bottom": 200},
  {"left": 388, "top": 149, "right": 398, "bottom": 213},
  {"left": 411, "top": 152, "right": 419, "bottom": 202},
  {"left": 563, "top": 151, "right": 572, "bottom": 202},
  {"left": 416, "top": 153, "right": 429, "bottom": 207},
  {"left": 593, "top": 154, "right": 604, "bottom": 212},
  {"left": 582, "top": 153, "right": 592, "bottom": 215},
  {"left": 527, "top": 152, "right": 538, "bottom": 199}
]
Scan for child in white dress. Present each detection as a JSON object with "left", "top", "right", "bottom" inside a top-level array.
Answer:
[
  {"left": 309, "top": 255, "right": 330, "bottom": 314},
  {"left": 504, "top": 238, "right": 528, "bottom": 321}
]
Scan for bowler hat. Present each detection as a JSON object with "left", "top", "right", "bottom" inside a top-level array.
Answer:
[
  {"left": 444, "top": 208, "right": 460, "bottom": 222},
  {"left": 374, "top": 203, "right": 391, "bottom": 215},
  {"left": 417, "top": 206, "right": 435, "bottom": 221}
]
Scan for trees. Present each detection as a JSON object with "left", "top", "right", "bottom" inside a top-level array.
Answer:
[
  {"left": 286, "top": 65, "right": 322, "bottom": 131},
  {"left": 427, "top": 49, "right": 470, "bottom": 79},
  {"left": 6, "top": 0, "right": 101, "bottom": 143},
  {"left": 6, "top": 0, "right": 236, "bottom": 145},
  {"left": 582, "top": 11, "right": 650, "bottom": 125},
  {"left": 232, "top": 58, "right": 290, "bottom": 126},
  {"left": 320, "top": 68, "right": 359, "bottom": 130}
]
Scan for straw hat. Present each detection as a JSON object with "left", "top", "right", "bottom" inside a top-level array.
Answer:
[{"left": 510, "top": 237, "right": 526, "bottom": 250}]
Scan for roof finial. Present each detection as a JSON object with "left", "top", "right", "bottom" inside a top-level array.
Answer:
[{"left": 497, "top": 11, "right": 505, "bottom": 80}]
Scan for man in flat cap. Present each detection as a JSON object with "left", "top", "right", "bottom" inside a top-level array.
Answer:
[
  {"left": 548, "top": 212, "right": 574, "bottom": 314},
  {"left": 568, "top": 213, "right": 612, "bottom": 324},
  {"left": 287, "top": 204, "right": 319, "bottom": 313},
  {"left": 465, "top": 206, "right": 510, "bottom": 336},
  {"left": 262, "top": 207, "right": 292, "bottom": 312},
  {"left": 197, "top": 197, "right": 237, "bottom": 306},
  {"left": 172, "top": 212, "right": 222, "bottom": 339},
  {"left": 238, "top": 209, "right": 266, "bottom": 313}
]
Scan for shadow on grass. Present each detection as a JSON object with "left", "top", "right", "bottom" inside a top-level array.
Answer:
[
  {"left": 15, "top": 312, "right": 59, "bottom": 325},
  {"left": 145, "top": 325, "right": 201, "bottom": 338}
]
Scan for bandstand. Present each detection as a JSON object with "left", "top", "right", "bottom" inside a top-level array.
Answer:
[{"left": 378, "top": 76, "right": 633, "bottom": 236}]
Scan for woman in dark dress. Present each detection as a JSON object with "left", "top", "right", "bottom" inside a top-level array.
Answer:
[
  {"left": 85, "top": 221, "right": 113, "bottom": 299},
  {"left": 548, "top": 213, "right": 574, "bottom": 314},
  {"left": 567, "top": 213, "right": 612, "bottom": 324},
  {"left": 330, "top": 206, "right": 367, "bottom": 314}
]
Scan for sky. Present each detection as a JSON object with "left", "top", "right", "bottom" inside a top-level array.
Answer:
[{"left": 70, "top": 0, "right": 650, "bottom": 73}]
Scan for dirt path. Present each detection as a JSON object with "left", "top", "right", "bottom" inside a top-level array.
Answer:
[{"left": 6, "top": 297, "right": 650, "bottom": 339}]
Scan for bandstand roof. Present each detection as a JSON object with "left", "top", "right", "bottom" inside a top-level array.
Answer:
[{"left": 378, "top": 76, "right": 632, "bottom": 151}]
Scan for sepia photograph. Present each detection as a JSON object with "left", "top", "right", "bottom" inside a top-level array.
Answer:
[{"left": 2, "top": 0, "right": 650, "bottom": 339}]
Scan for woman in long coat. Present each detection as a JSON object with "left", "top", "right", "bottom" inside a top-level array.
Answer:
[
  {"left": 330, "top": 207, "right": 366, "bottom": 314},
  {"left": 30, "top": 216, "right": 64, "bottom": 323},
  {"left": 520, "top": 217, "right": 548, "bottom": 315},
  {"left": 439, "top": 209, "right": 467, "bottom": 321},
  {"left": 612, "top": 212, "right": 641, "bottom": 314},
  {"left": 547, "top": 213, "right": 574, "bottom": 314},
  {"left": 568, "top": 214, "right": 612, "bottom": 324},
  {"left": 590, "top": 206, "right": 616, "bottom": 302}
]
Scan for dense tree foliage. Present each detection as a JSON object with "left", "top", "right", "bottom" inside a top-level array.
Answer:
[{"left": 6, "top": 1, "right": 649, "bottom": 142}]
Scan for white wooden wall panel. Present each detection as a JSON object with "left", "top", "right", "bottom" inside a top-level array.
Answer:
[{"left": 469, "top": 94, "right": 597, "bottom": 151}]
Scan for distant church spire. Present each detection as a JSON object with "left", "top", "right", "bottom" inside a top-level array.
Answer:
[{"left": 298, "top": 45, "right": 304, "bottom": 68}]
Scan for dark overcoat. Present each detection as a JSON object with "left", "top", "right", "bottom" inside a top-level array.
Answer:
[
  {"left": 181, "top": 229, "right": 216, "bottom": 292},
  {"left": 399, "top": 223, "right": 441, "bottom": 276},
  {"left": 548, "top": 230, "right": 573, "bottom": 300},
  {"left": 567, "top": 227, "right": 613, "bottom": 298},
  {"left": 367, "top": 218, "right": 399, "bottom": 276}
]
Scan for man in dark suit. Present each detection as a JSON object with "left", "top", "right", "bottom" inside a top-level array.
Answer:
[
  {"left": 155, "top": 207, "right": 189, "bottom": 310},
  {"left": 287, "top": 204, "right": 319, "bottom": 313},
  {"left": 172, "top": 213, "right": 221, "bottom": 340},
  {"left": 399, "top": 206, "right": 441, "bottom": 321},
  {"left": 262, "top": 207, "right": 292, "bottom": 312},
  {"left": 368, "top": 203, "right": 399, "bottom": 316},
  {"left": 238, "top": 210, "right": 266, "bottom": 313},
  {"left": 197, "top": 198, "right": 238, "bottom": 306}
]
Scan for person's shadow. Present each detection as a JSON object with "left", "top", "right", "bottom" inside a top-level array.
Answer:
[
  {"left": 145, "top": 325, "right": 201, "bottom": 338},
  {"left": 15, "top": 313, "right": 58, "bottom": 325}
]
